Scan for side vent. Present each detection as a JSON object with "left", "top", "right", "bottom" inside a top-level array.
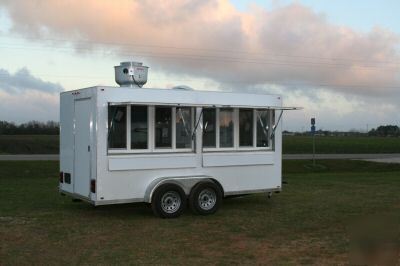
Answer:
[
  {"left": 90, "top": 179, "right": 96, "bottom": 193},
  {"left": 64, "top": 173, "right": 71, "bottom": 184}
]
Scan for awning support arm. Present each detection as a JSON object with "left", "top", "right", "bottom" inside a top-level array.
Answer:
[
  {"left": 192, "top": 109, "right": 204, "bottom": 140},
  {"left": 271, "top": 110, "right": 284, "bottom": 140}
]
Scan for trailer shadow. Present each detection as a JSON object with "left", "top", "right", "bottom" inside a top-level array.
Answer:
[
  {"left": 61, "top": 193, "right": 274, "bottom": 219},
  {"left": 90, "top": 202, "right": 154, "bottom": 218},
  {"left": 61, "top": 200, "right": 154, "bottom": 219}
]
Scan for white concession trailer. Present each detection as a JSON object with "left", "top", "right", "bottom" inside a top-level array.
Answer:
[{"left": 59, "top": 61, "right": 298, "bottom": 218}]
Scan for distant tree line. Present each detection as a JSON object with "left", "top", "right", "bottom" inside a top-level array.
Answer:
[
  {"left": 368, "top": 125, "right": 400, "bottom": 137},
  {"left": 1, "top": 120, "right": 398, "bottom": 137},
  {"left": 0, "top": 121, "right": 59, "bottom": 135}
]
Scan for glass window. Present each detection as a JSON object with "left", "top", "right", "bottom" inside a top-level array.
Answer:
[
  {"left": 176, "top": 107, "right": 192, "bottom": 149},
  {"left": 155, "top": 107, "right": 172, "bottom": 148},
  {"left": 131, "top": 106, "right": 148, "bottom": 149},
  {"left": 202, "top": 108, "right": 216, "bottom": 147},
  {"left": 108, "top": 105, "right": 127, "bottom": 149},
  {"left": 219, "top": 108, "right": 234, "bottom": 148},
  {"left": 256, "top": 110, "right": 269, "bottom": 147},
  {"left": 239, "top": 109, "right": 253, "bottom": 147}
]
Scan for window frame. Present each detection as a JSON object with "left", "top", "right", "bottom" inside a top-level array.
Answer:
[{"left": 108, "top": 105, "right": 195, "bottom": 154}]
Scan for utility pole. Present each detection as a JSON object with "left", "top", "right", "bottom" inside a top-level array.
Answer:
[
  {"left": 311, "top": 118, "right": 316, "bottom": 167},
  {"left": 366, "top": 123, "right": 369, "bottom": 153}
]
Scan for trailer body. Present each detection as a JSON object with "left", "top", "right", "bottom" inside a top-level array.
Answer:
[{"left": 60, "top": 83, "right": 289, "bottom": 217}]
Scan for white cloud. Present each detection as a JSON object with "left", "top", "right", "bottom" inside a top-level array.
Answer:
[
  {"left": 1, "top": 0, "right": 399, "bottom": 98},
  {"left": 0, "top": 0, "right": 399, "bottom": 128},
  {"left": 0, "top": 68, "right": 62, "bottom": 123},
  {"left": 282, "top": 89, "right": 399, "bottom": 131},
  {"left": 0, "top": 68, "right": 63, "bottom": 94},
  {"left": 0, "top": 89, "right": 59, "bottom": 123}
]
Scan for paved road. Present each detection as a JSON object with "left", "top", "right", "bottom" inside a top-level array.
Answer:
[
  {"left": 284, "top": 153, "right": 400, "bottom": 163},
  {"left": 283, "top": 153, "right": 400, "bottom": 160},
  {"left": 0, "top": 153, "right": 400, "bottom": 162}
]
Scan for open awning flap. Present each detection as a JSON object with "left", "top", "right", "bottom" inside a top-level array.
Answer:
[{"left": 109, "top": 101, "right": 302, "bottom": 110}]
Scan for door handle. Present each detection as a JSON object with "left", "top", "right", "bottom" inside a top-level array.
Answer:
[{"left": 88, "top": 145, "right": 90, "bottom": 152}]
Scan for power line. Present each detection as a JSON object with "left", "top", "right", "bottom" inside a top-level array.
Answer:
[
  {"left": 0, "top": 35, "right": 399, "bottom": 67},
  {"left": 0, "top": 44, "right": 398, "bottom": 70}
]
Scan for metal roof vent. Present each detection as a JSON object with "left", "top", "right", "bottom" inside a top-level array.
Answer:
[{"left": 114, "top": 61, "right": 149, "bottom": 87}]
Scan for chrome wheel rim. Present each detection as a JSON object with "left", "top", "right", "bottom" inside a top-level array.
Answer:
[
  {"left": 161, "top": 191, "right": 181, "bottom": 213},
  {"left": 198, "top": 188, "right": 216, "bottom": 210}
]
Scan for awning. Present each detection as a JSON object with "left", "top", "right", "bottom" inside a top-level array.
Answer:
[{"left": 108, "top": 102, "right": 302, "bottom": 110}]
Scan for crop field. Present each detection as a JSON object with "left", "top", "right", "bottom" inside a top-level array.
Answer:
[
  {"left": 1, "top": 160, "right": 399, "bottom": 264},
  {"left": 1, "top": 135, "right": 400, "bottom": 154}
]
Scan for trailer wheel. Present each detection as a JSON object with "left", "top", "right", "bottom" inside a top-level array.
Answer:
[
  {"left": 151, "top": 184, "right": 186, "bottom": 218},
  {"left": 189, "top": 181, "right": 222, "bottom": 215}
]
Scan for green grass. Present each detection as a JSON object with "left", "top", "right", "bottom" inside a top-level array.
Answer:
[
  {"left": 1, "top": 135, "right": 400, "bottom": 154},
  {"left": 283, "top": 135, "right": 400, "bottom": 154},
  {"left": 1, "top": 160, "right": 399, "bottom": 264},
  {"left": 0, "top": 135, "right": 59, "bottom": 154}
]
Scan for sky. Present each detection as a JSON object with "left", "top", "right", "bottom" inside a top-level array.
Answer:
[{"left": 0, "top": 0, "right": 399, "bottom": 131}]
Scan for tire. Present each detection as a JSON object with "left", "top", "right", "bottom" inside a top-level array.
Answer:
[
  {"left": 151, "top": 183, "right": 187, "bottom": 218},
  {"left": 189, "top": 181, "right": 222, "bottom": 215}
]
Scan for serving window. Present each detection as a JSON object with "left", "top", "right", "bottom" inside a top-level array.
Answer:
[
  {"left": 155, "top": 107, "right": 172, "bottom": 148},
  {"left": 202, "top": 108, "right": 274, "bottom": 151},
  {"left": 256, "top": 110, "right": 270, "bottom": 147},
  {"left": 108, "top": 105, "right": 127, "bottom": 149},
  {"left": 202, "top": 108, "right": 216, "bottom": 148},
  {"left": 176, "top": 107, "right": 193, "bottom": 149},
  {"left": 108, "top": 105, "right": 194, "bottom": 153},
  {"left": 239, "top": 109, "right": 253, "bottom": 147},
  {"left": 131, "top": 105, "right": 148, "bottom": 149},
  {"left": 219, "top": 108, "right": 234, "bottom": 148},
  {"left": 108, "top": 104, "right": 275, "bottom": 153}
]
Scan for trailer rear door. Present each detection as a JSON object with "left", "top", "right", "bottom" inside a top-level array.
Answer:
[{"left": 74, "top": 98, "right": 92, "bottom": 198}]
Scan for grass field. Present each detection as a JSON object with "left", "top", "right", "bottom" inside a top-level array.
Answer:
[
  {"left": 1, "top": 160, "right": 399, "bottom": 264},
  {"left": 0, "top": 135, "right": 59, "bottom": 154},
  {"left": 0, "top": 135, "right": 400, "bottom": 154},
  {"left": 283, "top": 135, "right": 400, "bottom": 154}
]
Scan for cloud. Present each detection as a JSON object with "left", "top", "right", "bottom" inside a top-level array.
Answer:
[
  {"left": 0, "top": 68, "right": 63, "bottom": 94},
  {"left": 0, "top": 0, "right": 399, "bottom": 128},
  {"left": 0, "top": 68, "right": 62, "bottom": 123},
  {"left": 282, "top": 88, "right": 399, "bottom": 131},
  {"left": 1, "top": 0, "right": 399, "bottom": 98}
]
